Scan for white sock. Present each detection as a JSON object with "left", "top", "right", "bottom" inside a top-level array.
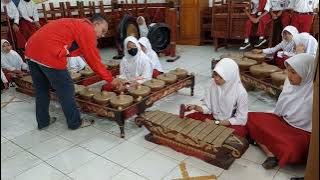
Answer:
[
  {"left": 259, "top": 36, "right": 264, "bottom": 40},
  {"left": 244, "top": 38, "right": 249, "bottom": 43}
]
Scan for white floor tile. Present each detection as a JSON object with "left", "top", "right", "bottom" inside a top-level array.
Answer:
[
  {"left": 59, "top": 126, "right": 103, "bottom": 144},
  {"left": 1, "top": 151, "right": 42, "bottom": 180},
  {"left": 68, "top": 156, "right": 123, "bottom": 180},
  {"left": 278, "top": 164, "right": 306, "bottom": 177},
  {"left": 153, "top": 145, "right": 188, "bottom": 162},
  {"left": 184, "top": 157, "right": 224, "bottom": 175},
  {"left": 219, "top": 159, "right": 278, "bottom": 180},
  {"left": 14, "top": 162, "right": 68, "bottom": 180},
  {"left": 28, "top": 137, "right": 74, "bottom": 160},
  {"left": 112, "top": 169, "right": 148, "bottom": 180},
  {"left": 1, "top": 121, "right": 36, "bottom": 140},
  {"left": 128, "top": 129, "right": 158, "bottom": 150},
  {"left": 44, "top": 121, "right": 70, "bottom": 136},
  {"left": 273, "top": 171, "right": 297, "bottom": 180},
  {"left": 127, "top": 151, "right": 179, "bottom": 180},
  {"left": 101, "top": 141, "right": 150, "bottom": 167},
  {"left": 241, "top": 145, "right": 267, "bottom": 164},
  {"left": 12, "top": 130, "right": 56, "bottom": 149},
  {"left": 1, "top": 136, "right": 8, "bottom": 143},
  {"left": 79, "top": 132, "right": 124, "bottom": 154},
  {"left": 1, "top": 141, "right": 24, "bottom": 161},
  {"left": 46, "top": 146, "right": 97, "bottom": 174},
  {"left": 163, "top": 163, "right": 216, "bottom": 180}
]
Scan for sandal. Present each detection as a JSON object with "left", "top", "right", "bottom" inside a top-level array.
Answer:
[
  {"left": 80, "top": 119, "right": 95, "bottom": 128},
  {"left": 262, "top": 157, "right": 278, "bottom": 169}
]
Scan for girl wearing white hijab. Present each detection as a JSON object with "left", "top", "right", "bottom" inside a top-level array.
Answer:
[
  {"left": 253, "top": 26, "right": 299, "bottom": 69},
  {"left": 293, "top": 32, "right": 318, "bottom": 57},
  {"left": 67, "top": 56, "right": 87, "bottom": 72},
  {"left": 180, "top": 58, "right": 249, "bottom": 137},
  {"left": 1, "top": 39, "right": 28, "bottom": 80},
  {"left": 102, "top": 36, "right": 153, "bottom": 91},
  {"left": 137, "top": 16, "right": 149, "bottom": 38},
  {"left": 138, "top": 37, "right": 163, "bottom": 77},
  {"left": 247, "top": 53, "right": 315, "bottom": 169}
]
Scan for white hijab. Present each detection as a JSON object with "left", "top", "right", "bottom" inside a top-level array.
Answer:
[
  {"left": 67, "top": 56, "right": 87, "bottom": 72},
  {"left": 119, "top": 36, "right": 153, "bottom": 83},
  {"left": 293, "top": 33, "right": 318, "bottom": 57},
  {"left": 281, "top": 26, "right": 299, "bottom": 54},
  {"left": 138, "top": 37, "right": 163, "bottom": 72},
  {"left": 203, "top": 58, "right": 246, "bottom": 121},
  {"left": 1, "top": 39, "right": 28, "bottom": 71},
  {"left": 137, "top": 16, "right": 148, "bottom": 38},
  {"left": 274, "top": 53, "right": 315, "bottom": 132}
]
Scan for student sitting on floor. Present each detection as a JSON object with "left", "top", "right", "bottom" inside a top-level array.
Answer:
[
  {"left": 18, "top": 0, "right": 41, "bottom": 40},
  {"left": 1, "top": 39, "right": 28, "bottom": 81},
  {"left": 138, "top": 37, "right": 163, "bottom": 77},
  {"left": 240, "top": 0, "right": 270, "bottom": 50},
  {"left": 247, "top": 53, "right": 315, "bottom": 169},
  {"left": 293, "top": 32, "right": 318, "bottom": 57},
  {"left": 102, "top": 36, "right": 153, "bottom": 91},
  {"left": 180, "top": 58, "right": 249, "bottom": 138},
  {"left": 137, "top": 16, "right": 149, "bottom": 38},
  {"left": 253, "top": 25, "right": 298, "bottom": 69},
  {"left": 67, "top": 56, "right": 87, "bottom": 72}
]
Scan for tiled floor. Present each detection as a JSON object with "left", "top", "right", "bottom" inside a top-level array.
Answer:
[{"left": 1, "top": 45, "right": 306, "bottom": 180}]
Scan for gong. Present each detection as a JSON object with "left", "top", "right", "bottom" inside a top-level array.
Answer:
[
  {"left": 118, "top": 14, "right": 140, "bottom": 44},
  {"left": 147, "top": 23, "right": 171, "bottom": 52}
]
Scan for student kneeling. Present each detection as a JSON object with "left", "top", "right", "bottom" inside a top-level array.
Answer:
[
  {"left": 247, "top": 53, "right": 314, "bottom": 169},
  {"left": 180, "top": 58, "right": 249, "bottom": 138}
]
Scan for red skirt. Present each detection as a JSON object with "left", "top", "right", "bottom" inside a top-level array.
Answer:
[
  {"left": 19, "top": 19, "right": 38, "bottom": 40},
  {"left": 274, "top": 56, "right": 289, "bottom": 69},
  {"left": 186, "top": 112, "right": 248, "bottom": 138},
  {"left": 247, "top": 112, "right": 310, "bottom": 167}
]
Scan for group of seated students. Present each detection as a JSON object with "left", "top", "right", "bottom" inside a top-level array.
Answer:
[
  {"left": 240, "top": 0, "right": 318, "bottom": 50},
  {"left": 1, "top": 0, "right": 41, "bottom": 52}
]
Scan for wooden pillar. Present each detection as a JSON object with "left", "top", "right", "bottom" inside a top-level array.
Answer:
[
  {"left": 305, "top": 48, "right": 319, "bottom": 180},
  {"left": 165, "top": 8, "right": 177, "bottom": 57}
]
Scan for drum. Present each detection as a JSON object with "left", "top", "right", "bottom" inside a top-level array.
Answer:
[{"left": 249, "top": 63, "right": 281, "bottom": 79}]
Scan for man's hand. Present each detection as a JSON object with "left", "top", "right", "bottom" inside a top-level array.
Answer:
[
  {"left": 34, "top": 21, "right": 41, "bottom": 28},
  {"left": 12, "top": 24, "right": 19, "bottom": 32}
]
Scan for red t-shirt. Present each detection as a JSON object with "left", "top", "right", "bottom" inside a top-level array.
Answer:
[{"left": 25, "top": 18, "right": 113, "bottom": 83}]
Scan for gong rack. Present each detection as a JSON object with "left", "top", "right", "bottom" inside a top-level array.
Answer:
[
  {"left": 211, "top": 58, "right": 282, "bottom": 98},
  {"left": 13, "top": 73, "right": 195, "bottom": 138}
]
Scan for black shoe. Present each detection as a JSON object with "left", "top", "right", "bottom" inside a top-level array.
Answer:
[
  {"left": 262, "top": 157, "right": 278, "bottom": 169},
  {"left": 254, "top": 39, "right": 267, "bottom": 47},
  {"left": 240, "top": 42, "right": 251, "bottom": 50},
  {"left": 290, "top": 177, "right": 304, "bottom": 180},
  {"left": 112, "top": 55, "right": 124, "bottom": 60}
]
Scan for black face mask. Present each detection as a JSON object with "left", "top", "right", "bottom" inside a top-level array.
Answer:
[
  {"left": 24, "top": 0, "right": 31, "bottom": 2},
  {"left": 128, "top": 48, "right": 138, "bottom": 56}
]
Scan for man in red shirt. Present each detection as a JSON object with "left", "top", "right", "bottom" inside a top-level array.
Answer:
[{"left": 25, "top": 15, "right": 121, "bottom": 130}]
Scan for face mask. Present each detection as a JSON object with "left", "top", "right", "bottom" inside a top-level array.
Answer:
[
  {"left": 128, "top": 48, "right": 138, "bottom": 56},
  {"left": 24, "top": 0, "right": 31, "bottom": 2}
]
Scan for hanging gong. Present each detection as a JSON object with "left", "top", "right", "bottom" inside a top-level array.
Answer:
[
  {"left": 147, "top": 23, "right": 171, "bottom": 52},
  {"left": 118, "top": 14, "right": 140, "bottom": 44}
]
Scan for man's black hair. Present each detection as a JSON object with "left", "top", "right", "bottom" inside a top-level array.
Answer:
[{"left": 89, "top": 14, "right": 107, "bottom": 23}]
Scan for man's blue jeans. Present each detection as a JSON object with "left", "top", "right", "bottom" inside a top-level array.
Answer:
[{"left": 28, "top": 60, "right": 81, "bottom": 129}]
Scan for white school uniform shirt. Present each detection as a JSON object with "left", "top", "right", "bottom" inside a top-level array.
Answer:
[
  {"left": 251, "top": 0, "right": 260, "bottom": 14},
  {"left": 264, "top": 0, "right": 290, "bottom": 11},
  {"left": 263, "top": 26, "right": 299, "bottom": 57},
  {"left": 293, "top": 33, "right": 318, "bottom": 57},
  {"left": 1, "top": 40, "right": 29, "bottom": 71},
  {"left": 138, "top": 37, "right": 163, "bottom": 72},
  {"left": 119, "top": 36, "right": 153, "bottom": 84},
  {"left": 288, "top": 0, "right": 319, "bottom": 13},
  {"left": 1, "top": 68, "right": 8, "bottom": 83},
  {"left": 1, "top": 1, "right": 20, "bottom": 24},
  {"left": 274, "top": 53, "right": 315, "bottom": 132},
  {"left": 200, "top": 58, "right": 248, "bottom": 126},
  {"left": 67, "top": 56, "right": 87, "bottom": 72},
  {"left": 18, "top": 0, "right": 40, "bottom": 22}
]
